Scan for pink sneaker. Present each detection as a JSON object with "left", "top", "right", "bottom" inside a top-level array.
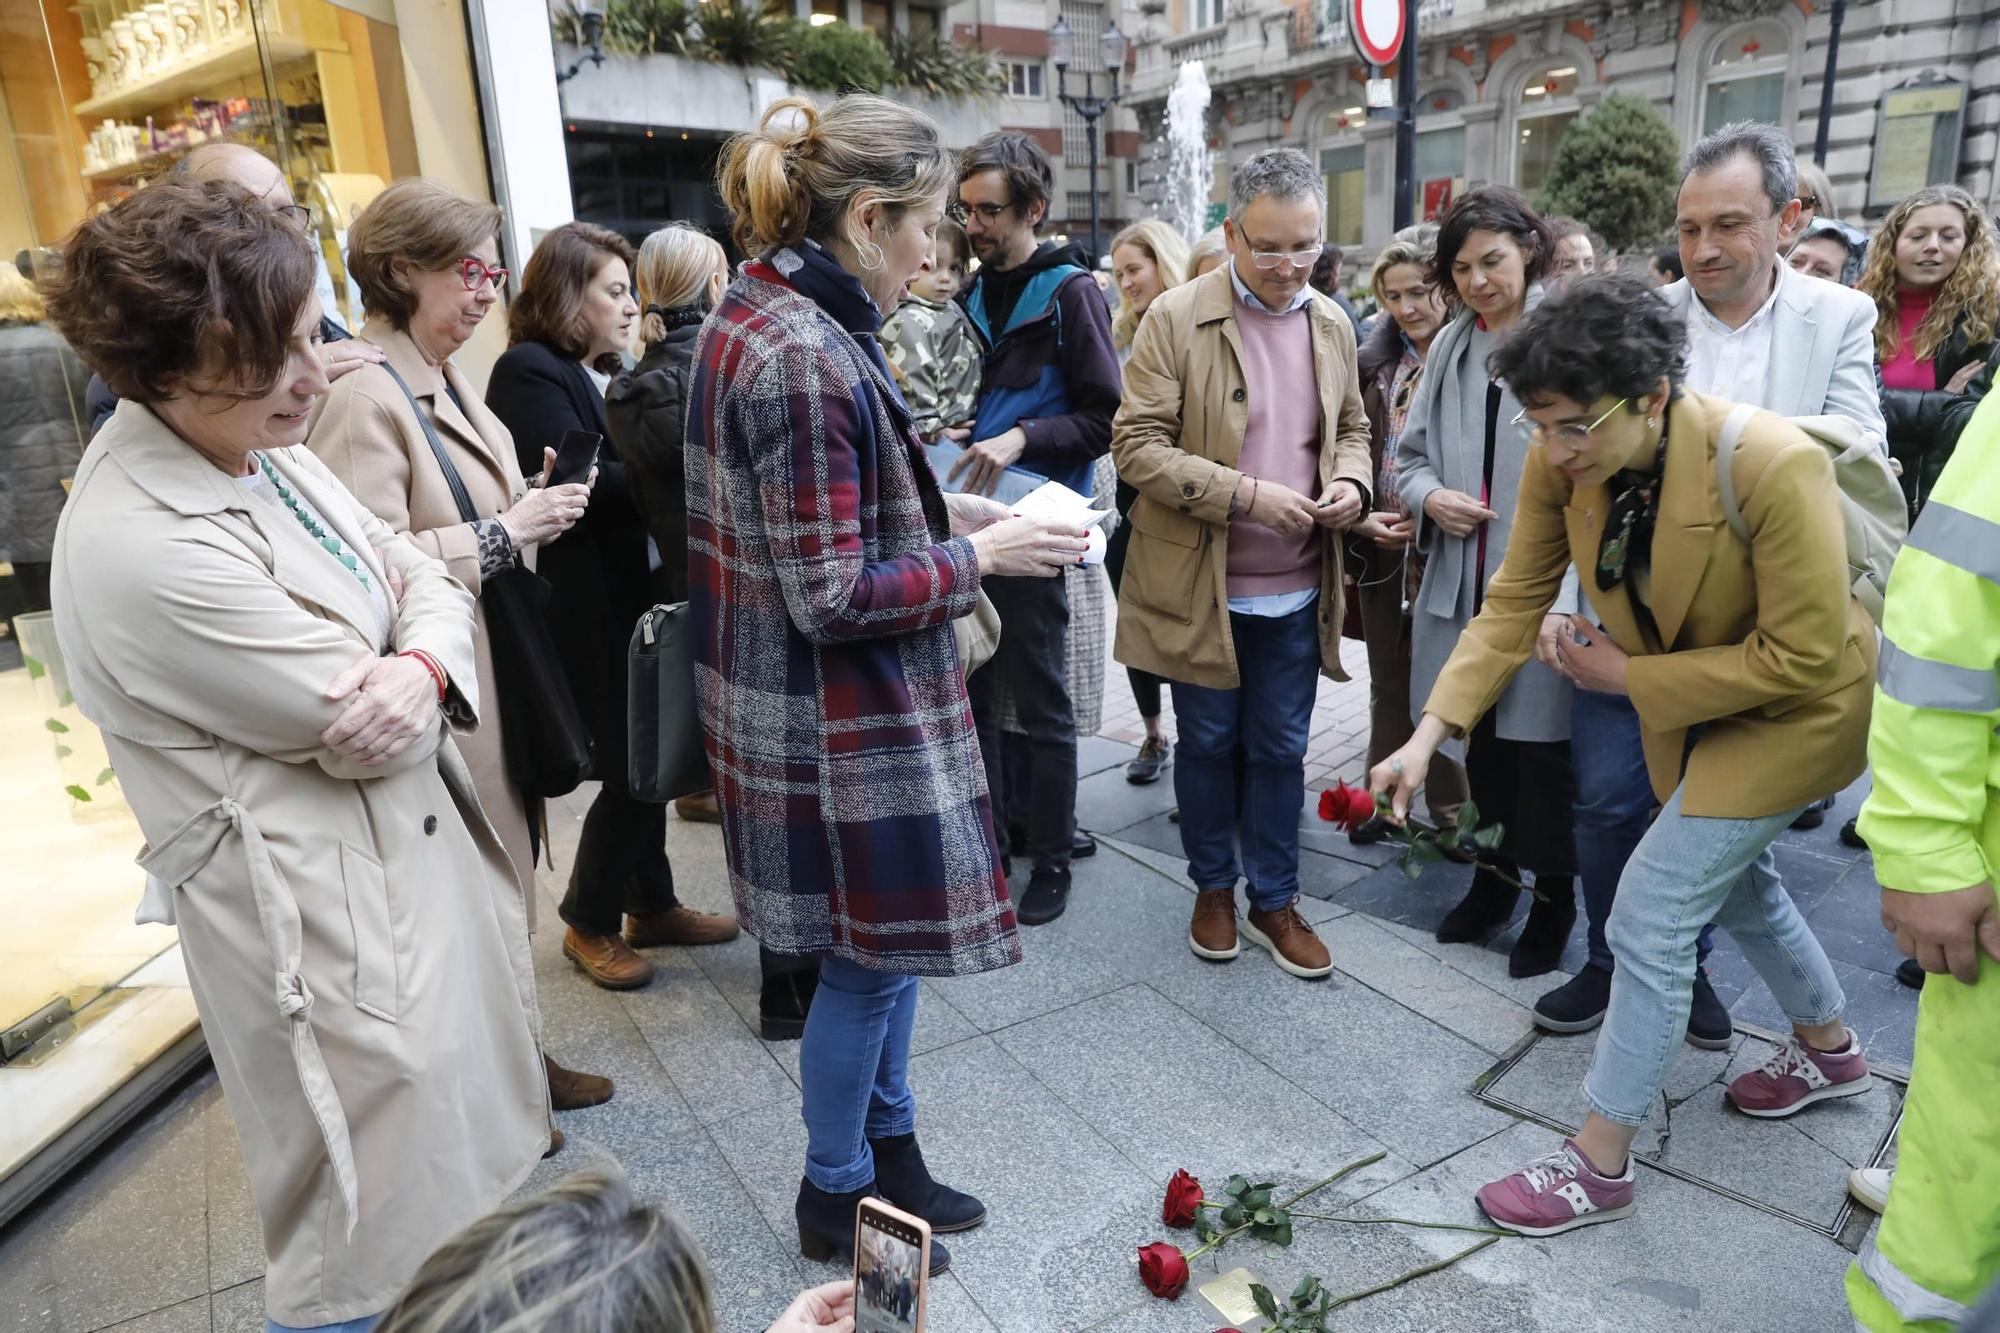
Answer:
[
  {"left": 1725, "top": 1031, "right": 1871, "bottom": 1117},
  {"left": 1475, "top": 1139, "right": 1635, "bottom": 1236}
]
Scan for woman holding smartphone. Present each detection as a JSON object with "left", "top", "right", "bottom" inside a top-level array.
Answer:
[{"left": 487, "top": 222, "right": 739, "bottom": 993}]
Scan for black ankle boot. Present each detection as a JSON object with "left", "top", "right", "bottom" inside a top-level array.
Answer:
[
  {"left": 1436, "top": 867, "right": 1520, "bottom": 944},
  {"left": 1508, "top": 878, "right": 1576, "bottom": 978},
  {"left": 795, "top": 1178, "right": 952, "bottom": 1272},
  {"left": 869, "top": 1132, "right": 988, "bottom": 1233},
  {"left": 760, "top": 968, "right": 818, "bottom": 1041}
]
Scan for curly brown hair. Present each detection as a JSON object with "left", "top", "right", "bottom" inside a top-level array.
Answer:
[
  {"left": 44, "top": 178, "right": 315, "bottom": 402},
  {"left": 507, "top": 221, "right": 637, "bottom": 374},
  {"left": 1857, "top": 185, "right": 2000, "bottom": 364}
]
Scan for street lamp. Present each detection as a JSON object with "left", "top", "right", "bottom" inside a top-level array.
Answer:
[
  {"left": 556, "top": 0, "right": 606, "bottom": 84},
  {"left": 1049, "top": 14, "right": 1127, "bottom": 265}
]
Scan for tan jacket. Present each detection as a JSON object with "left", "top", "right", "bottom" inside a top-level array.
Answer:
[
  {"left": 1110, "top": 264, "right": 1374, "bottom": 689},
  {"left": 50, "top": 402, "right": 549, "bottom": 1325},
  {"left": 308, "top": 323, "right": 538, "bottom": 905},
  {"left": 1425, "top": 390, "right": 1874, "bottom": 818}
]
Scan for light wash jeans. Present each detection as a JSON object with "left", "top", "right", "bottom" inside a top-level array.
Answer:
[
  {"left": 266, "top": 1318, "right": 379, "bottom": 1333},
  {"left": 1583, "top": 787, "right": 1847, "bottom": 1127},
  {"left": 799, "top": 958, "right": 919, "bottom": 1193}
]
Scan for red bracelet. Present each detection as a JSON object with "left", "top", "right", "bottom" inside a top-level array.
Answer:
[{"left": 398, "top": 649, "right": 447, "bottom": 704}]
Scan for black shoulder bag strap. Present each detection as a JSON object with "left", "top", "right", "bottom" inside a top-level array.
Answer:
[{"left": 381, "top": 361, "right": 478, "bottom": 525}]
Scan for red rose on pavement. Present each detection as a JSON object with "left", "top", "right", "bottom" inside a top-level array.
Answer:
[
  {"left": 1163, "top": 1169, "right": 1204, "bottom": 1227},
  {"left": 1318, "top": 780, "right": 1376, "bottom": 832},
  {"left": 1138, "top": 1242, "right": 1191, "bottom": 1299}
]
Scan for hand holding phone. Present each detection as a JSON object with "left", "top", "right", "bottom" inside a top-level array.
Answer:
[
  {"left": 548, "top": 429, "right": 602, "bottom": 489},
  {"left": 855, "top": 1199, "right": 929, "bottom": 1332}
]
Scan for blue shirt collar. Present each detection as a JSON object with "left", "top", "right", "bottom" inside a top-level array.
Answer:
[{"left": 1228, "top": 258, "right": 1315, "bottom": 316}]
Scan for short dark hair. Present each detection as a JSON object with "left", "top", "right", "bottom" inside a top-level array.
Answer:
[
  {"left": 1430, "top": 186, "right": 1555, "bottom": 313},
  {"left": 1681, "top": 121, "right": 1797, "bottom": 215},
  {"left": 509, "top": 221, "right": 638, "bottom": 374},
  {"left": 957, "top": 132, "right": 1053, "bottom": 228},
  {"left": 1651, "top": 245, "right": 1684, "bottom": 281},
  {"left": 1487, "top": 272, "right": 1687, "bottom": 408},
  {"left": 44, "top": 177, "right": 315, "bottom": 403},
  {"left": 1310, "top": 242, "right": 1344, "bottom": 296}
]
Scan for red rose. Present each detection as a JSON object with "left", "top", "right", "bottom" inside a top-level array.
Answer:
[
  {"left": 1162, "top": 1168, "right": 1204, "bottom": 1227},
  {"left": 1138, "top": 1242, "right": 1191, "bottom": 1299},
  {"left": 1318, "top": 780, "right": 1376, "bottom": 832}
]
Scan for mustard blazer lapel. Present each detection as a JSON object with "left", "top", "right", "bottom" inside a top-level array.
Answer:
[{"left": 1646, "top": 395, "right": 1723, "bottom": 650}]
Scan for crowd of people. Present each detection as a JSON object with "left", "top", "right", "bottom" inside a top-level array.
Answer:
[{"left": 14, "top": 86, "right": 2000, "bottom": 1333}]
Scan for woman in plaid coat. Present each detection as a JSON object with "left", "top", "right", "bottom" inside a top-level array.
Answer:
[{"left": 686, "top": 94, "right": 1088, "bottom": 1271}]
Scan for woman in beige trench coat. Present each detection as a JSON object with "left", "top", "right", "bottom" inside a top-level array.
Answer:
[{"left": 46, "top": 178, "right": 550, "bottom": 1329}]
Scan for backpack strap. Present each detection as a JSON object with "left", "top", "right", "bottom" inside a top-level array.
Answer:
[{"left": 1714, "top": 402, "right": 1757, "bottom": 545}]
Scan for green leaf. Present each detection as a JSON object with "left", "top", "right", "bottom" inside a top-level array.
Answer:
[
  {"left": 1269, "top": 1219, "right": 1294, "bottom": 1247},
  {"left": 1224, "top": 1174, "right": 1250, "bottom": 1198},
  {"left": 1399, "top": 856, "right": 1425, "bottom": 881},
  {"left": 1222, "top": 1202, "right": 1246, "bottom": 1227},
  {"left": 1473, "top": 824, "right": 1506, "bottom": 852},
  {"left": 1251, "top": 1283, "right": 1280, "bottom": 1323},
  {"left": 1192, "top": 1211, "right": 1214, "bottom": 1240},
  {"left": 23, "top": 654, "right": 45, "bottom": 680},
  {"left": 1456, "top": 800, "right": 1481, "bottom": 834},
  {"left": 64, "top": 784, "right": 91, "bottom": 802},
  {"left": 96, "top": 767, "right": 116, "bottom": 786},
  {"left": 45, "top": 717, "right": 70, "bottom": 734},
  {"left": 1293, "top": 1274, "right": 1321, "bottom": 1304},
  {"left": 1245, "top": 1187, "right": 1272, "bottom": 1208},
  {"left": 54, "top": 744, "right": 72, "bottom": 758},
  {"left": 1412, "top": 839, "right": 1444, "bottom": 864},
  {"left": 1438, "top": 825, "right": 1461, "bottom": 848},
  {"left": 1254, "top": 1207, "right": 1277, "bottom": 1226}
]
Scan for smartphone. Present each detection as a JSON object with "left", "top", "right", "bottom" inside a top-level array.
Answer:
[
  {"left": 548, "top": 429, "right": 602, "bottom": 488},
  {"left": 855, "top": 1198, "right": 929, "bottom": 1333}
]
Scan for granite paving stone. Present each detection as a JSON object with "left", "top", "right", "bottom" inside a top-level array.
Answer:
[
  {"left": 1363, "top": 914, "right": 1584, "bottom": 1009},
  {"left": 618, "top": 946, "right": 800, "bottom": 1126},
  {"left": 200, "top": 1082, "right": 264, "bottom": 1293},
  {"left": 1312, "top": 913, "right": 1539, "bottom": 1056},
  {"left": 1073, "top": 765, "right": 1182, "bottom": 839},
  {"left": 98, "top": 1296, "right": 210, "bottom": 1332},
  {"left": 1093, "top": 835, "right": 1351, "bottom": 926},
  {"left": 208, "top": 1280, "right": 264, "bottom": 1333}
]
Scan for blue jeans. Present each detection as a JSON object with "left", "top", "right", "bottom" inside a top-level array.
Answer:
[
  {"left": 1171, "top": 602, "right": 1320, "bottom": 912},
  {"left": 799, "top": 958, "right": 918, "bottom": 1193},
  {"left": 1571, "top": 688, "right": 1712, "bottom": 973},
  {"left": 267, "top": 1319, "right": 379, "bottom": 1333},
  {"left": 1583, "top": 788, "right": 1846, "bottom": 1126}
]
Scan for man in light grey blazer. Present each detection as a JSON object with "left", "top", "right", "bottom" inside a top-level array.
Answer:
[{"left": 1532, "top": 121, "right": 1885, "bottom": 1043}]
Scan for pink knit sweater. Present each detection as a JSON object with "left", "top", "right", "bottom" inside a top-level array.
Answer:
[{"left": 1226, "top": 297, "right": 1322, "bottom": 599}]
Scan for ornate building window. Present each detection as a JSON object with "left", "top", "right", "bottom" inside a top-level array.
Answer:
[
  {"left": 1317, "top": 107, "right": 1365, "bottom": 246},
  {"left": 1416, "top": 85, "right": 1468, "bottom": 218},
  {"left": 1514, "top": 65, "right": 1582, "bottom": 198},
  {"left": 1701, "top": 21, "right": 1789, "bottom": 133}
]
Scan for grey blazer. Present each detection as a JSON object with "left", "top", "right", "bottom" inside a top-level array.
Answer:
[{"left": 1655, "top": 265, "right": 1885, "bottom": 438}]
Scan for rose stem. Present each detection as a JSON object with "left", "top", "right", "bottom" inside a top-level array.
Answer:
[
  {"left": 1327, "top": 1235, "right": 1502, "bottom": 1311},
  {"left": 1288, "top": 1211, "right": 1512, "bottom": 1236},
  {"left": 1279, "top": 1151, "right": 1388, "bottom": 1208}
]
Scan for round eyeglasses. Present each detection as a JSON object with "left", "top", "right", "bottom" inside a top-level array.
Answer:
[
  {"left": 457, "top": 256, "right": 510, "bottom": 293},
  {"left": 1513, "top": 397, "right": 1628, "bottom": 448}
]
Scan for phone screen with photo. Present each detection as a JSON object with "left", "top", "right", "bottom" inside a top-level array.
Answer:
[{"left": 855, "top": 1204, "right": 925, "bottom": 1333}]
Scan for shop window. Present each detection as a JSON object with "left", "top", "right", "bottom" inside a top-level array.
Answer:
[
  {"left": 861, "top": 0, "right": 889, "bottom": 38},
  {"left": 906, "top": 7, "right": 937, "bottom": 36},
  {"left": 1321, "top": 143, "right": 1363, "bottom": 247},
  {"left": 1701, "top": 22, "right": 1788, "bottom": 134},
  {"left": 1416, "top": 125, "right": 1464, "bottom": 219},
  {"left": 1004, "top": 60, "right": 1044, "bottom": 99}
]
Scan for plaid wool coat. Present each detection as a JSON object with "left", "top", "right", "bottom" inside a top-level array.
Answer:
[{"left": 684, "top": 245, "right": 1023, "bottom": 978}]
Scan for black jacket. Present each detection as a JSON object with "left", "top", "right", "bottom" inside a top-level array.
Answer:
[
  {"left": 1880, "top": 309, "right": 1996, "bottom": 516},
  {"left": 484, "top": 338, "right": 655, "bottom": 783},
  {"left": 86, "top": 313, "right": 350, "bottom": 438},
  {"left": 605, "top": 310, "right": 702, "bottom": 603},
  {"left": 0, "top": 321, "right": 87, "bottom": 562}
]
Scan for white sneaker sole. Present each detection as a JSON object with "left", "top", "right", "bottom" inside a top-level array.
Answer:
[
  {"left": 1188, "top": 932, "right": 1240, "bottom": 961},
  {"left": 1483, "top": 1200, "right": 1635, "bottom": 1237},
  {"left": 1238, "top": 918, "right": 1334, "bottom": 979},
  {"left": 1847, "top": 1168, "right": 1891, "bottom": 1213},
  {"left": 1729, "top": 1072, "right": 1873, "bottom": 1118}
]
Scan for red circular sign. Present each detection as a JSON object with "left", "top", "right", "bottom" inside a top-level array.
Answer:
[{"left": 1350, "top": 0, "right": 1404, "bottom": 67}]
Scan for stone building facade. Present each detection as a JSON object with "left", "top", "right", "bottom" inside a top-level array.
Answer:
[{"left": 1121, "top": 0, "right": 2000, "bottom": 258}]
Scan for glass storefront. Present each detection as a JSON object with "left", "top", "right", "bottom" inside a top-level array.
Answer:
[{"left": 0, "top": 0, "right": 502, "bottom": 1220}]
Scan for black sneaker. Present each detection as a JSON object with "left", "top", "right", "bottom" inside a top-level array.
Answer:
[
  {"left": 1790, "top": 795, "right": 1836, "bottom": 831},
  {"left": 1896, "top": 958, "right": 1925, "bottom": 990},
  {"left": 1686, "top": 967, "right": 1733, "bottom": 1049},
  {"left": 1073, "top": 831, "right": 1098, "bottom": 859},
  {"left": 1839, "top": 817, "right": 1868, "bottom": 850},
  {"left": 1534, "top": 963, "right": 1613, "bottom": 1034},
  {"left": 1347, "top": 814, "right": 1391, "bottom": 846},
  {"left": 1126, "top": 736, "right": 1172, "bottom": 785},
  {"left": 1016, "top": 869, "right": 1072, "bottom": 926}
]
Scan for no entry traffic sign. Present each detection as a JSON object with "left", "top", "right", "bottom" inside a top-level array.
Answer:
[{"left": 1350, "top": 0, "right": 1405, "bottom": 67}]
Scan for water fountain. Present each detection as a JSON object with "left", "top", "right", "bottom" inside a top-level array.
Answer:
[{"left": 1162, "top": 60, "right": 1214, "bottom": 244}]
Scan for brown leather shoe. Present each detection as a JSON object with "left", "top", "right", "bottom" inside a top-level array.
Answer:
[
  {"left": 1188, "top": 888, "right": 1241, "bottom": 961},
  {"left": 545, "top": 1052, "right": 614, "bottom": 1110},
  {"left": 673, "top": 791, "right": 723, "bottom": 824},
  {"left": 1243, "top": 900, "right": 1333, "bottom": 979},
  {"left": 624, "top": 904, "right": 741, "bottom": 948},
  {"left": 562, "top": 927, "right": 655, "bottom": 990},
  {"left": 544, "top": 1127, "right": 566, "bottom": 1158}
]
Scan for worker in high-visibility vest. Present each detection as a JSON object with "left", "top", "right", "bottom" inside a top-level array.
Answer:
[{"left": 1846, "top": 387, "right": 2000, "bottom": 1330}]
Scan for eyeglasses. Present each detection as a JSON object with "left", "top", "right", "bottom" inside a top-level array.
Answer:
[
  {"left": 1797, "top": 193, "right": 1820, "bottom": 210},
  {"left": 949, "top": 201, "right": 1012, "bottom": 226},
  {"left": 275, "top": 203, "right": 315, "bottom": 230},
  {"left": 1247, "top": 245, "right": 1323, "bottom": 270},
  {"left": 1513, "top": 396, "right": 1628, "bottom": 448},
  {"left": 457, "top": 256, "right": 510, "bottom": 293}
]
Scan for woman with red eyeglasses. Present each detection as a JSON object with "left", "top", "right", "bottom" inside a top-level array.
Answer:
[{"left": 308, "top": 178, "right": 615, "bottom": 1118}]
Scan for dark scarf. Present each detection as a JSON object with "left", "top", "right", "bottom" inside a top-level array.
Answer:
[
  {"left": 1594, "top": 403, "right": 1672, "bottom": 593},
  {"left": 646, "top": 302, "right": 706, "bottom": 332}
]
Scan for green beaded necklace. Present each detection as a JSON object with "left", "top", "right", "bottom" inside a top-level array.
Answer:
[{"left": 254, "top": 454, "right": 372, "bottom": 592}]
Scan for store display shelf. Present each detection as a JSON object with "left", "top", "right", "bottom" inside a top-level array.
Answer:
[
  {"left": 73, "top": 31, "right": 311, "bottom": 119},
  {"left": 82, "top": 141, "right": 193, "bottom": 181}
]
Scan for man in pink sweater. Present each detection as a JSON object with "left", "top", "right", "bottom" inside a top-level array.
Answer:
[{"left": 1111, "top": 148, "right": 1374, "bottom": 980}]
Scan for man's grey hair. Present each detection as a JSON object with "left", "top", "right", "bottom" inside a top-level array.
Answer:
[
  {"left": 1680, "top": 121, "right": 1798, "bottom": 214},
  {"left": 1229, "top": 148, "right": 1326, "bottom": 220}
]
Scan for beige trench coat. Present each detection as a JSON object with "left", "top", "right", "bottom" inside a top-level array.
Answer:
[
  {"left": 307, "top": 323, "right": 538, "bottom": 912},
  {"left": 1111, "top": 265, "right": 1374, "bottom": 689},
  {"left": 51, "top": 402, "right": 550, "bottom": 1326}
]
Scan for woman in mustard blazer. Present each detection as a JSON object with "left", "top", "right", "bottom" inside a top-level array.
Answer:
[{"left": 1372, "top": 274, "right": 1876, "bottom": 1239}]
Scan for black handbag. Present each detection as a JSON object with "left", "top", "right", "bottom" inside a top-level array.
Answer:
[
  {"left": 382, "top": 363, "right": 594, "bottom": 797},
  {"left": 628, "top": 602, "right": 709, "bottom": 803}
]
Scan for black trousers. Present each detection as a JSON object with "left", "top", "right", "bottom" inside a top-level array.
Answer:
[
  {"left": 968, "top": 573, "right": 1076, "bottom": 874},
  {"left": 1103, "top": 484, "right": 1164, "bottom": 721},
  {"left": 558, "top": 772, "right": 678, "bottom": 936},
  {"left": 1463, "top": 712, "right": 1578, "bottom": 878}
]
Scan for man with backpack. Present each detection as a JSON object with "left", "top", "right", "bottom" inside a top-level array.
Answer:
[{"left": 1529, "top": 121, "right": 1890, "bottom": 1045}]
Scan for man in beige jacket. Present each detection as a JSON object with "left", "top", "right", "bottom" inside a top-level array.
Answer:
[{"left": 1112, "top": 148, "right": 1373, "bottom": 980}]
